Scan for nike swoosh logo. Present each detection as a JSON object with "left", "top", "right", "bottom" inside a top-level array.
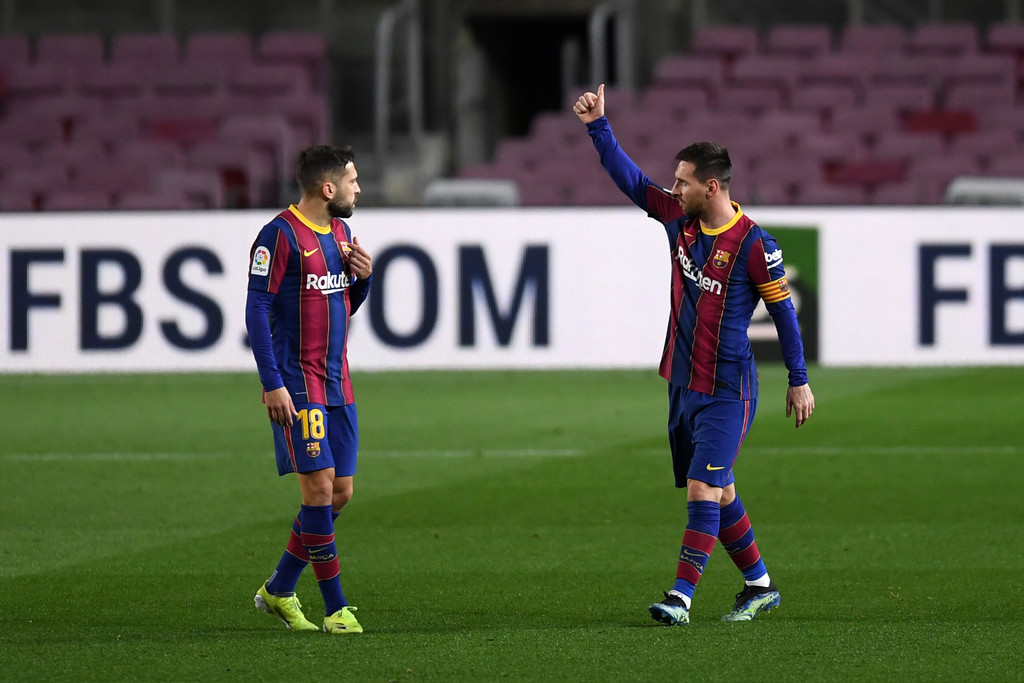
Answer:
[
  {"left": 706, "top": 464, "right": 726, "bottom": 471},
  {"left": 304, "top": 248, "right": 319, "bottom": 257}
]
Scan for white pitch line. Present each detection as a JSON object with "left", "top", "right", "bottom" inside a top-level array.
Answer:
[
  {"left": 365, "top": 448, "right": 585, "bottom": 458},
  {"left": 1, "top": 445, "right": 1017, "bottom": 462}
]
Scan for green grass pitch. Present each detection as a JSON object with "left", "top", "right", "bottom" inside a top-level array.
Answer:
[{"left": 1, "top": 366, "right": 1022, "bottom": 681}]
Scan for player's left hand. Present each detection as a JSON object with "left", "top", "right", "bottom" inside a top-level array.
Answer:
[
  {"left": 347, "top": 235, "right": 373, "bottom": 279},
  {"left": 786, "top": 383, "right": 815, "bottom": 428}
]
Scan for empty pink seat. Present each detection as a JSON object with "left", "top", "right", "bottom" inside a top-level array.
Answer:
[
  {"left": 750, "top": 155, "right": 824, "bottom": 187},
  {"left": 35, "top": 33, "right": 105, "bottom": 67},
  {"left": 986, "top": 156, "right": 1024, "bottom": 175},
  {"left": 716, "top": 83, "right": 783, "bottom": 114},
  {"left": 868, "top": 55, "right": 941, "bottom": 88},
  {"left": 907, "top": 152, "right": 983, "bottom": 184},
  {"left": 729, "top": 55, "right": 802, "bottom": 102},
  {"left": 152, "top": 168, "right": 226, "bottom": 209},
  {"left": 862, "top": 82, "right": 936, "bottom": 110},
  {"left": 643, "top": 84, "right": 711, "bottom": 116},
  {"left": 0, "top": 141, "right": 33, "bottom": 171},
  {"left": 839, "top": 24, "right": 908, "bottom": 55},
  {"left": 228, "top": 62, "right": 311, "bottom": 97},
  {"left": 756, "top": 109, "right": 823, "bottom": 140},
  {"left": 72, "top": 112, "right": 142, "bottom": 146},
  {"left": 870, "top": 131, "right": 946, "bottom": 160},
  {"left": 117, "top": 189, "right": 190, "bottom": 210},
  {"left": 908, "top": 22, "right": 978, "bottom": 55},
  {"left": 764, "top": 24, "right": 833, "bottom": 57},
  {"left": 902, "top": 109, "right": 978, "bottom": 136},
  {"left": 0, "top": 187, "right": 36, "bottom": 211},
  {"left": 943, "top": 81, "right": 1017, "bottom": 109},
  {"left": 798, "top": 53, "right": 873, "bottom": 94},
  {"left": 42, "top": 190, "right": 114, "bottom": 211},
  {"left": 828, "top": 105, "right": 902, "bottom": 140},
  {"left": 183, "top": 31, "right": 254, "bottom": 68},
  {"left": 1, "top": 63, "right": 71, "bottom": 104},
  {"left": 797, "top": 130, "right": 867, "bottom": 163},
  {"left": 797, "top": 181, "right": 868, "bottom": 205},
  {"left": 0, "top": 112, "right": 67, "bottom": 147},
  {"left": 973, "top": 104, "right": 1024, "bottom": 133},
  {"left": 948, "top": 130, "right": 1022, "bottom": 166},
  {"left": 940, "top": 54, "right": 1016, "bottom": 88},
  {"left": 38, "top": 139, "right": 109, "bottom": 172},
  {"left": 256, "top": 31, "right": 329, "bottom": 90},
  {"left": 689, "top": 25, "right": 759, "bottom": 62},
  {"left": 790, "top": 83, "right": 859, "bottom": 115},
  {"left": 0, "top": 34, "right": 30, "bottom": 68},
  {"left": 110, "top": 33, "right": 181, "bottom": 68},
  {"left": 259, "top": 92, "right": 332, "bottom": 146},
  {"left": 986, "top": 23, "right": 1024, "bottom": 55},
  {"left": 650, "top": 55, "right": 724, "bottom": 105},
  {"left": 872, "top": 179, "right": 946, "bottom": 204},
  {"left": 747, "top": 180, "right": 793, "bottom": 205},
  {"left": 69, "top": 159, "right": 152, "bottom": 195},
  {"left": 185, "top": 142, "right": 272, "bottom": 207},
  {"left": 151, "top": 63, "right": 227, "bottom": 96},
  {"left": 78, "top": 63, "right": 150, "bottom": 101}
]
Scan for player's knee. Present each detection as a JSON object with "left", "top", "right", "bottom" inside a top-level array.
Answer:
[
  {"left": 332, "top": 490, "right": 352, "bottom": 512},
  {"left": 332, "top": 481, "right": 354, "bottom": 512}
]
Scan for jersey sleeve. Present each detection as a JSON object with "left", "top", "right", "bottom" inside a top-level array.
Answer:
[
  {"left": 747, "top": 232, "right": 809, "bottom": 387},
  {"left": 586, "top": 116, "right": 682, "bottom": 223},
  {"left": 247, "top": 222, "right": 290, "bottom": 294},
  {"left": 244, "top": 289, "right": 284, "bottom": 391}
]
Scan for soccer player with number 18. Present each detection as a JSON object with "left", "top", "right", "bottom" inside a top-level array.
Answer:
[{"left": 245, "top": 145, "right": 373, "bottom": 634}]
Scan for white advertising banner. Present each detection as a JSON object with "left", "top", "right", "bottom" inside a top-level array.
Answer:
[
  {"left": 1, "top": 206, "right": 1023, "bottom": 372},
  {"left": 0, "top": 208, "right": 670, "bottom": 373},
  {"left": 811, "top": 207, "right": 1024, "bottom": 366}
]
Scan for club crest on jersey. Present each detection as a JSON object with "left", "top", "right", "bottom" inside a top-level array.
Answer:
[
  {"left": 712, "top": 249, "right": 732, "bottom": 269},
  {"left": 306, "top": 271, "right": 353, "bottom": 295},
  {"left": 676, "top": 246, "right": 724, "bottom": 295},
  {"left": 306, "top": 442, "right": 321, "bottom": 458},
  {"left": 250, "top": 246, "right": 270, "bottom": 276}
]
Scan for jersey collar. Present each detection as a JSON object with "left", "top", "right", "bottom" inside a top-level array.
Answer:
[
  {"left": 699, "top": 202, "right": 743, "bottom": 236},
  {"left": 288, "top": 204, "right": 332, "bottom": 235}
]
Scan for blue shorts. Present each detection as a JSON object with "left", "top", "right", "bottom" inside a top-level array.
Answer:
[
  {"left": 667, "top": 384, "right": 757, "bottom": 489},
  {"left": 272, "top": 402, "right": 358, "bottom": 477}
]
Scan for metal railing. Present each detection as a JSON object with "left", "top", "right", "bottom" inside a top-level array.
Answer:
[
  {"left": 374, "top": 0, "right": 424, "bottom": 162},
  {"left": 588, "top": 0, "right": 637, "bottom": 92}
]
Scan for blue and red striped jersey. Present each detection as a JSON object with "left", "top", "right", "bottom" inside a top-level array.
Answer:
[
  {"left": 247, "top": 205, "right": 371, "bottom": 406},
  {"left": 587, "top": 116, "right": 808, "bottom": 399}
]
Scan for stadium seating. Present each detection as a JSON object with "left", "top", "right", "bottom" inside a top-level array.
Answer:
[
  {"left": 457, "top": 19, "right": 1024, "bottom": 206},
  {"left": 0, "top": 29, "right": 332, "bottom": 211}
]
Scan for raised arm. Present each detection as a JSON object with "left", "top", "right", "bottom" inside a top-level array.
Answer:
[{"left": 574, "top": 84, "right": 682, "bottom": 222}]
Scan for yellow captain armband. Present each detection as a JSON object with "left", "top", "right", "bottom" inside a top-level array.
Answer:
[{"left": 757, "top": 277, "right": 792, "bottom": 304}]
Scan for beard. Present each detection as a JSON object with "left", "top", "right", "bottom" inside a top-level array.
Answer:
[{"left": 328, "top": 197, "right": 354, "bottom": 219}]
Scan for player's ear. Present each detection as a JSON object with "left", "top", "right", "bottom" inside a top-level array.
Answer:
[{"left": 321, "top": 179, "right": 336, "bottom": 200}]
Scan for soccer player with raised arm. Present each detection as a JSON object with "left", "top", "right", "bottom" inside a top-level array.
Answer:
[
  {"left": 245, "top": 145, "right": 373, "bottom": 634},
  {"left": 573, "top": 85, "right": 815, "bottom": 625}
]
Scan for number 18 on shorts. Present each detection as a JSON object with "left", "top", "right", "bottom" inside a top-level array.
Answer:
[{"left": 272, "top": 402, "right": 359, "bottom": 477}]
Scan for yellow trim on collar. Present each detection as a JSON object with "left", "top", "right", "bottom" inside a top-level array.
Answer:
[
  {"left": 700, "top": 202, "right": 744, "bottom": 235},
  {"left": 288, "top": 205, "right": 332, "bottom": 235}
]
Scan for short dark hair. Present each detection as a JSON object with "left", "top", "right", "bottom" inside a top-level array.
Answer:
[
  {"left": 296, "top": 145, "right": 356, "bottom": 196},
  {"left": 676, "top": 141, "right": 732, "bottom": 190}
]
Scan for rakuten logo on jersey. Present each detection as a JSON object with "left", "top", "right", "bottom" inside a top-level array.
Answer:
[
  {"left": 306, "top": 271, "right": 354, "bottom": 295},
  {"left": 676, "top": 246, "right": 723, "bottom": 296}
]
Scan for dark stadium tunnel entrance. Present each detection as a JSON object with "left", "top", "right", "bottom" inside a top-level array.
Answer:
[{"left": 465, "top": 13, "right": 592, "bottom": 137}]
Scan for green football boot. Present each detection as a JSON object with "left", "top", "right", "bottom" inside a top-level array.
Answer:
[{"left": 254, "top": 583, "right": 320, "bottom": 631}]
